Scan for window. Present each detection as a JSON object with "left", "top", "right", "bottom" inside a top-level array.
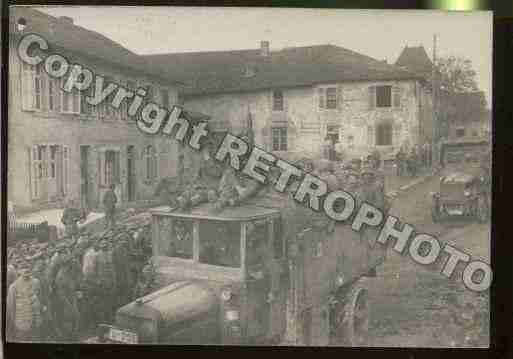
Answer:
[
  {"left": 327, "top": 125, "right": 340, "bottom": 143},
  {"left": 144, "top": 145, "right": 158, "bottom": 181},
  {"left": 61, "top": 78, "right": 80, "bottom": 114},
  {"left": 376, "top": 85, "right": 392, "bottom": 108},
  {"left": 326, "top": 87, "right": 337, "bottom": 109},
  {"left": 160, "top": 89, "right": 170, "bottom": 109},
  {"left": 376, "top": 122, "right": 393, "bottom": 146},
  {"left": 456, "top": 128, "right": 465, "bottom": 138},
  {"left": 124, "top": 81, "right": 136, "bottom": 119},
  {"left": 48, "top": 78, "right": 60, "bottom": 112},
  {"left": 104, "top": 150, "right": 120, "bottom": 186},
  {"left": 49, "top": 145, "right": 57, "bottom": 178},
  {"left": 21, "top": 63, "right": 44, "bottom": 111},
  {"left": 272, "top": 90, "right": 284, "bottom": 111},
  {"left": 272, "top": 127, "right": 287, "bottom": 151}
]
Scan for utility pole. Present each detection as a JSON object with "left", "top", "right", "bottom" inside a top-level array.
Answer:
[{"left": 432, "top": 33, "right": 438, "bottom": 168}]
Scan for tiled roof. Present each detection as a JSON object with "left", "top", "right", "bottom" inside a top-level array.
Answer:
[
  {"left": 9, "top": 7, "right": 182, "bottom": 85},
  {"left": 395, "top": 45, "right": 433, "bottom": 78},
  {"left": 144, "top": 44, "right": 422, "bottom": 97}
]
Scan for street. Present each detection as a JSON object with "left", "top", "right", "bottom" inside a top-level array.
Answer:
[{"left": 368, "top": 175, "right": 490, "bottom": 347}]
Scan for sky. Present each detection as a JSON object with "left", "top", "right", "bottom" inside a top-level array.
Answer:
[{"left": 34, "top": 6, "right": 492, "bottom": 107}]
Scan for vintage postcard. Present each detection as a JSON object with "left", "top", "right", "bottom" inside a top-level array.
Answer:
[{"left": 5, "top": 6, "right": 492, "bottom": 347}]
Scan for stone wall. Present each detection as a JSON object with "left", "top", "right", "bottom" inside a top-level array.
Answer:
[{"left": 184, "top": 79, "right": 433, "bottom": 160}]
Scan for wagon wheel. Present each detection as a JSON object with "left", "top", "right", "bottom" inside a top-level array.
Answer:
[
  {"left": 476, "top": 195, "right": 489, "bottom": 223},
  {"left": 333, "top": 279, "right": 370, "bottom": 346}
]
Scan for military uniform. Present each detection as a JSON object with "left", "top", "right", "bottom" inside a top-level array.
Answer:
[
  {"left": 103, "top": 188, "right": 118, "bottom": 229},
  {"left": 61, "top": 206, "right": 82, "bottom": 238},
  {"left": 96, "top": 242, "right": 116, "bottom": 323},
  {"left": 52, "top": 257, "right": 80, "bottom": 342},
  {"left": 7, "top": 267, "right": 43, "bottom": 341}
]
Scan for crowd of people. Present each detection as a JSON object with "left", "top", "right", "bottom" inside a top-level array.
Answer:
[
  {"left": 6, "top": 214, "right": 154, "bottom": 342},
  {"left": 395, "top": 142, "right": 433, "bottom": 177}
]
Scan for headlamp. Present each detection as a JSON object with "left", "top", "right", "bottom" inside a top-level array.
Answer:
[
  {"left": 336, "top": 274, "right": 345, "bottom": 287},
  {"left": 221, "top": 288, "right": 232, "bottom": 301},
  {"left": 464, "top": 190, "right": 471, "bottom": 197}
]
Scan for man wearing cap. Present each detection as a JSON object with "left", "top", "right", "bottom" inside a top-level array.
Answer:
[
  {"left": 7, "top": 262, "right": 44, "bottom": 341},
  {"left": 103, "top": 184, "right": 118, "bottom": 230},
  {"left": 61, "top": 199, "right": 83, "bottom": 239}
]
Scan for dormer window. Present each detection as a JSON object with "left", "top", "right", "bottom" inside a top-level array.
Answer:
[{"left": 16, "top": 18, "right": 27, "bottom": 32}]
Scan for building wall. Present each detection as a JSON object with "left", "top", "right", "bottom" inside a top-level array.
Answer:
[
  {"left": 8, "top": 39, "right": 180, "bottom": 210},
  {"left": 184, "top": 79, "right": 431, "bottom": 160}
]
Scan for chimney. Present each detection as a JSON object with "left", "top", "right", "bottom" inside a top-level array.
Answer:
[
  {"left": 260, "top": 41, "right": 270, "bottom": 57},
  {"left": 59, "top": 16, "right": 74, "bottom": 25}
]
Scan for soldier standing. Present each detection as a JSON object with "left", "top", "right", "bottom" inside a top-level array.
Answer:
[
  {"left": 103, "top": 184, "right": 118, "bottom": 229},
  {"left": 133, "top": 261, "right": 156, "bottom": 299},
  {"left": 61, "top": 199, "right": 83, "bottom": 239},
  {"left": 96, "top": 240, "right": 116, "bottom": 323},
  {"left": 52, "top": 255, "right": 80, "bottom": 342},
  {"left": 7, "top": 261, "right": 44, "bottom": 342},
  {"left": 82, "top": 240, "right": 99, "bottom": 332},
  {"left": 395, "top": 147, "right": 405, "bottom": 176}
]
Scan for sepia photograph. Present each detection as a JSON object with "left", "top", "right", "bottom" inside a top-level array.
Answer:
[{"left": 4, "top": 6, "right": 492, "bottom": 347}]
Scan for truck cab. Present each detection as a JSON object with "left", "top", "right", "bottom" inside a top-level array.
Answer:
[{"left": 99, "top": 204, "right": 286, "bottom": 345}]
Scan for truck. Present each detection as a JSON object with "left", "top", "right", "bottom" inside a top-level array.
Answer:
[{"left": 96, "top": 192, "right": 386, "bottom": 346}]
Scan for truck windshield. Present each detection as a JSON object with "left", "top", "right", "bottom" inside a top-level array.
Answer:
[{"left": 199, "top": 221, "right": 241, "bottom": 268}]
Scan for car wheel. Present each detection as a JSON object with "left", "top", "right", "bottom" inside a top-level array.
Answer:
[{"left": 476, "top": 196, "right": 489, "bottom": 223}]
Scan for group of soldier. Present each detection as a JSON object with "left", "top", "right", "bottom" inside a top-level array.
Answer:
[
  {"left": 6, "top": 218, "right": 154, "bottom": 342},
  {"left": 395, "top": 143, "right": 433, "bottom": 177}
]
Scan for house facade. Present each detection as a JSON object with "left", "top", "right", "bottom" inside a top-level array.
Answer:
[
  {"left": 8, "top": 8, "right": 183, "bottom": 212},
  {"left": 147, "top": 42, "right": 434, "bottom": 160}
]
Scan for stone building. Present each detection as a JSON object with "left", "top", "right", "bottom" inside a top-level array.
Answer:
[
  {"left": 145, "top": 41, "right": 434, "bottom": 160},
  {"left": 8, "top": 8, "right": 185, "bottom": 212}
]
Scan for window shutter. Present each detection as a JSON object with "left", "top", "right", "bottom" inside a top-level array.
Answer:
[
  {"left": 393, "top": 86, "right": 401, "bottom": 108},
  {"left": 29, "top": 146, "right": 37, "bottom": 199},
  {"left": 368, "top": 86, "right": 376, "bottom": 110},
  {"left": 367, "top": 125, "right": 374, "bottom": 145},
  {"left": 318, "top": 88, "right": 325, "bottom": 109},
  {"left": 63, "top": 146, "right": 69, "bottom": 195},
  {"left": 98, "top": 151, "right": 104, "bottom": 186},
  {"left": 21, "top": 63, "right": 35, "bottom": 111},
  {"left": 337, "top": 85, "right": 343, "bottom": 110},
  {"left": 39, "top": 72, "right": 46, "bottom": 111}
]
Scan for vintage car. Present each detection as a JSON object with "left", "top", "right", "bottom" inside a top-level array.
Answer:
[
  {"left": 431, "top": 171, "right": 489, "bottom": 223},
  {"left": 432, "top": 139, "right": 490, "bottom": 223}
]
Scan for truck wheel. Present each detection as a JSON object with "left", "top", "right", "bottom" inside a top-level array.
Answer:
[{"left": 337, "top": 279, "right": 370, "bottom": 346}]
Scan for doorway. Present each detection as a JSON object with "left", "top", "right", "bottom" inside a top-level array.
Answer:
[
  {"left": 127, "top": 145, "right": 135, "bottom": 202},
  {"left": 80, "top": 145, "right": 90, "bottom": 209}
]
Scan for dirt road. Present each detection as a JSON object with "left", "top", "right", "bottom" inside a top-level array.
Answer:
[{"left": 368, "top": 176, "right": 490, "bottom": 347}]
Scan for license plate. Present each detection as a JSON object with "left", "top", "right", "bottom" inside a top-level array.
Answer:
[
  {"left": 106, "top": 326, "right": 138, "bottom": 344},
  {"left": 447, "top": 209, "right": 463, "bottom": 215}
]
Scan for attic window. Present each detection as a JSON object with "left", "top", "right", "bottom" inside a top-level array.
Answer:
[
  {"left": 242, "top": 64, "right": 256, "bottom": 78},
  {"left": 16, "top": 18, "right": 27, "bottom": 32}
]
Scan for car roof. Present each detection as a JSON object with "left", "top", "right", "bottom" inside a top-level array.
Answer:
[{"left": 150, "top": 204, "right": 280, "bottom": 221}]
